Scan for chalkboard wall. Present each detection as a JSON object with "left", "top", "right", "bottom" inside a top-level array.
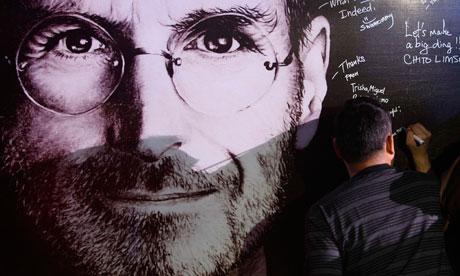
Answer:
[
  {"left": 0, "top": 1, "right": 458, "bottom": 274},
  {"left": 325, "top": 0, "right": 459, "bottom": 128},
  {"left": 302, "top": 0, "right": 460, "bottom": 201}
]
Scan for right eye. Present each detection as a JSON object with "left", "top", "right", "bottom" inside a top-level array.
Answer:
[
  {"left": 55, "top": 29, "right": 108, "bottom": 57},
  {"left": 185, "top": 30, "right": 243, "bottom": 54},
  {"left": 64, "top": 29, "right": 98, "bottom": 54}
]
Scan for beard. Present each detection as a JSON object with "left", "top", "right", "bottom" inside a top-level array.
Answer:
[
  {"left": 0, "top": 126, "right": 297, "bottom": 276},
  {"left": 0, "top": 55, "right": 305, "bottom": 275}
]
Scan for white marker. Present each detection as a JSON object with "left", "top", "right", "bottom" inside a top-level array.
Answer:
[
  {"left": 412, "top": 134, "right": 425, "bottom": 146},
  {"left": 395, "top": 127, "right": 425, "bottom": 146}
]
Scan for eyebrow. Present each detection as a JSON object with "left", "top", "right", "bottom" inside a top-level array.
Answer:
[
  {"left": 24, "top": 1, "right": 132, "bottom": 31},
  {"left": 20, "top": 2, "right": 280, "bottom": 50},
  {"left": 170, "top": 6, "right": 278, "bottom": 35},
  {"left": 27, "top": 2, "right": 278, "bottom": 32}
]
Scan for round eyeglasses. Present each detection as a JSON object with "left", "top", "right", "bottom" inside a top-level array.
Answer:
[{"left": 15, "top": 13, "right": 293, "bottom": 116}]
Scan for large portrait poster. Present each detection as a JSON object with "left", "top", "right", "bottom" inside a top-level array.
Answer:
[{"left": 0, "top": 0, "right": 458, "bottom": 275}]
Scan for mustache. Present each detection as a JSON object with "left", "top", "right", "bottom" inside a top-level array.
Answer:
[{"left": 50, "top": 145, "right": 243, "bottom": 198}]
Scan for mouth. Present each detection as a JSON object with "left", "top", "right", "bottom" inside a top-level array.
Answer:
[
  {"left": 113, "top": 188, "right": 218, "bottom": 203},
  {"left": 108, "top": 188, "right": 219, "bottom": 212}
]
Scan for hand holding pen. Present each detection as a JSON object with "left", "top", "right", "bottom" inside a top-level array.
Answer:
[{"left": 405, "top": 123, "right": 432, "bottom": 173}]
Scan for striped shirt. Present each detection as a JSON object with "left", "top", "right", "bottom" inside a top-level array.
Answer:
[{"left": 306, "top": 164, "right": 453, "bottom": 275}]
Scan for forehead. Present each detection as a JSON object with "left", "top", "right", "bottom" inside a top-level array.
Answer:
[{"left": 26, "top": 0, "right": 286, "bottom": 26}]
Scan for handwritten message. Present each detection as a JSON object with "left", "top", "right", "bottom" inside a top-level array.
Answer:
[
  {"left": 350, "top": 84, "right": 401, "bottom": 118},
  {"left": 332, "top": 55, "right": 366, "bottom": 81},
  {"left": 331, "top": 54, "right": 402, "bottom": 118},
  {"left": 318, "top": 0, "right": 394, "bottom": 32},
  {"left": 404, "top": 18, "right": 460, "bottom": 65}
]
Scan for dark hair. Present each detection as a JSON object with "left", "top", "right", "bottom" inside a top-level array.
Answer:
[
  {"left": 334, "top": 97, "right": 392, "bottom": 163},
  {"left": 284, "top": 0, "right": 318, "bottom": 57}
]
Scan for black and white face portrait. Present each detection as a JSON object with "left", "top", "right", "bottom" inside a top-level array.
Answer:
[{"left": 0, "top": 0, "right": 329, "bottom": 275}]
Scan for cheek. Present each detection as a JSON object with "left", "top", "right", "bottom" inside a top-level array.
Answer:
[{"left": 7, "top": 104, "right": 108, "bottom": 164}]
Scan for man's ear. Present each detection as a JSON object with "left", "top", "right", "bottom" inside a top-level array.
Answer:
[
  {"left": 386, "top": 134, "right": 395, "bottom": 156},
  {"left": 296, "top": 16, "right": 331, "bottom": 149}
]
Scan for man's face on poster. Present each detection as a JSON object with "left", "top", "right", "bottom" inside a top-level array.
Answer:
[{"left": 1, "top": 0, "right": 329, "bottom": 274}]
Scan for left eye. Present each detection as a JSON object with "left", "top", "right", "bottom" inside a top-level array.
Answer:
[
  {"left": 60, "top": 29, "right": 106, "bottom": 54},
  {"left": 187, "top": 31, "right": 241, "bottom": 53}
]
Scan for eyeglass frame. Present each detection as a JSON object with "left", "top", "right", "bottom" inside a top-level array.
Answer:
[{"left": 5, "top": 12, "right": 295, "bottom": 116}]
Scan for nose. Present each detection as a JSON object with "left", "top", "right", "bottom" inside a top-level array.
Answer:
[{"left": 132, "top": 54, "right": 190, "bottom": 161}]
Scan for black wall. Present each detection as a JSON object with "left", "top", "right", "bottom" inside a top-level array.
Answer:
[{"left": 303, "top": 0, "right": 460, "bottom": 201}]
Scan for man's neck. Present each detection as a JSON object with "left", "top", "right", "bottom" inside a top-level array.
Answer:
[{"left": 346, "top": 153, "right": 392, "bottom": 178}]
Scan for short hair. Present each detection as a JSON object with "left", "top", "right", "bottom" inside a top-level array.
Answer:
[{"left": 334, "top": 97, "right": 392, "bottom": 163}]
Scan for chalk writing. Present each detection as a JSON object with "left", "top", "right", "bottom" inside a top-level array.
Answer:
[
  {"left": 318, "top": 0, "right": 351, "bottom": 9},
  {"left": 332, "top": 55, "right": 366, "bottom": 81},
  {"left": 350, "top": 94, "right": 398, "bottom": 118},
  {"left": 339, "top": 55, "right": 366, "bottom": 72},
  {"left": 379, "top": 98, "right": 389, "bottom": 104},
  {"left": 339, "top": 2, "right": 374, "bottom": 19},
  {"left": 347, "top": 81, "right": 398, "bottom": 118},
  {"left": 318, "top": 0, "right": 392, "bottom": 32},
  {"left": 404, "top": 54, "right": 460, "bottom": 65},
  {"left": 421, "top": 0, "right": 440, "bottom": 10},
  {"left": 350, "top": 82, "right": 386, "bottom": 96},
  {"left": 345, "top": 71, "right": 359, "bottom": 81},
  {"left": 332, "top": 56, "right": 394, "bottom": 115},
  {"left": 349, "top": 82, "right": 395, "bottom": 115},
  {"left": 389, "top": 106, "right": 402, "bottom": 118},
  {"left": 360, "top": 13, "right": 394, "bottom": 32},
  {"left": 404, "top": 19, "right": 460, "bottom": 65}
]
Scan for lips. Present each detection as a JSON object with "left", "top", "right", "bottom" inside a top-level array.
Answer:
[
  {"left": 110, "top": 188, "right": 218, "bottom": 203},
  {"left": 57, "top": 148, "right": 242, "bottom": 210}
]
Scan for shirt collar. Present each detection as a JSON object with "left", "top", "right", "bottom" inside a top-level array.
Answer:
[{"left": 351, "top": 164, "right": 392, "bottom": 180}]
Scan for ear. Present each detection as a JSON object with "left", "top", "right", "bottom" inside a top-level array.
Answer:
[
  {"left": 296, "top": 16, "right": 331, "bottom": 149},
  {"left": 386, "top": 134, "right": 395, "bottom": 157}
]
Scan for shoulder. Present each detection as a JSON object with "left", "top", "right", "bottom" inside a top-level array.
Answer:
[
  {"left": 307, "top": 167, "right": 437, "bottom": 218},
  {"left": 391, "top": 169, "right": 440, "bottom": 192},
  {"left": 306, "top": 179, "right": 357, "bottom": 224},
  {"left": 309, "top": 168, "right": 391, "bottom": 212},
  {"left": 399, "top": 169, "right": 439, "bottom": 182}
]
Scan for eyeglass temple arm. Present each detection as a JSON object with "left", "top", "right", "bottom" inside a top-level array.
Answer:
[{"left": 264, "top": 49, "right": 294, "bottom": 71}]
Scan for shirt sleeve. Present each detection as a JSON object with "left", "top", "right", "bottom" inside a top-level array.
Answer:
[{"left": 305, "top": 204, "right": 343, "bottom": 275}]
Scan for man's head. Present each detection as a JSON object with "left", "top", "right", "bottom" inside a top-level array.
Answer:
[
  {"left": 333, "top": 97, "right": 394, "bottom": 174},
  {"left": 0, "top": 0, "right": 330, "bottom": 274}
]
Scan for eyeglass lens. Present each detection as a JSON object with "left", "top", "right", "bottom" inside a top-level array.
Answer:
[
  {"left": 16, "top": 13, "right": 279, "bottom": 115},
  {"left": 16, "top": 15, "right": 124, "bottom": 115},
  {"left": 169, "top": 14, "right": 278, "bottom": 115}
]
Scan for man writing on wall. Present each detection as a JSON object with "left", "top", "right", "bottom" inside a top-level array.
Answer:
[
  {"left": 305, "top": 97, "right": 452, "bottom": 275},
  {"left": 0, "top": 0, "right": 330, "bottom": 275}
]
